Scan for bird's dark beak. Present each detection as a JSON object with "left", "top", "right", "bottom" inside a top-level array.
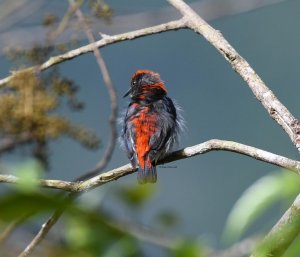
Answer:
[{"left": 123, "top": 88, "right": 131, "bottom": 98}]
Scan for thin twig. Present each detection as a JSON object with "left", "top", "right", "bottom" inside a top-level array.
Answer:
[
  {"left": 0, "top": 133, "right": 33, "bottom": 154},
  {"left": 69, "top": 0, "right": 118, "bottom": 180},
  {"left": 108, "top": 218, "right": 179, "bottom": 249},
  {"left": 167, "top": 0, "right": 300, "bottom": 153},
  {"left": 1, "top": 139, "right": 300, "bottom": 193},
  {"left": 0, "top": 215, "right": 28, "bottom": 244},
  {"left": 18, "top": 209, "right": 64, "bottom": 257},
  {"left": 0, "top": 18, "right": 188, "bottom": 87}
]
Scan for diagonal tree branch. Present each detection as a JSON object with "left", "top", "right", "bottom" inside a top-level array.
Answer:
[
  {"left": 1, "top": 139, "right": 300, "bottom": 193},
  {"left": 14, "top": 138, "right": 300, "bottom": 257},
  {"left": 167, "top": 0, "right": 300, "bottom": 153},
  {"left": 69, "top": 0, "right": 118, "bottom": 180},
  {"left": 0, "top": 18, "right": 188, "bottom": 87},
  {"left": 1, "top": 0, "right": 298, "bottom": 154}
]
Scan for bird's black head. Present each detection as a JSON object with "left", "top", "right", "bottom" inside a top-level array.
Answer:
[{"left": 123, "top": 70, "right": 167, "bottom": 101}]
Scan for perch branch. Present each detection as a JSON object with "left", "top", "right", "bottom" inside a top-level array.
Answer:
[
  {"left": 15, "top": 139, "right": 300, "bottom": 257},
  {"left": 1, "top": 139, "right": 300, "bottom": 193}
]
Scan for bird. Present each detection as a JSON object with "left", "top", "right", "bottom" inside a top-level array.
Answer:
[{"left": 120, "top": 69, "right": 183, "bottom": 184}]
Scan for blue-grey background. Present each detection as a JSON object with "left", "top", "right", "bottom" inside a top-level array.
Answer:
[{"left": 1, "top": 0, "right": 300, "bottom": 253}]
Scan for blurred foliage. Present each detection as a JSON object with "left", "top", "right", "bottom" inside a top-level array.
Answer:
[
  {"left": 223, "top": 170, "right": 300, "bottom": 243},
  {"left": 155, "top": 210, "right": 180, "bottom": 228},
  {"left": 171, "top": 240, "right": 204, "bottom": 257},
  {"left": 115, "top": 183, "right": 156, "bottom": 210},
  {"left": 13, "top": 159, "right": 43, "bottom": 193},
  {"left": 1, "top": 0, "right": 108, "bottom": 168},
  {"left": 0, "top": 177, "right": 186, "bottom": 257},
  {"left": 88, "top": 0, "right": 113, "bottom": 20},
  {"left": 43, "top": 14, "right": 59, "bottom": 27},
  {"left": 283, "top": 234, "right": 300, "bottom": 257},
  {"left": 65, "top": 217, "right": 139, "bottom": 257},
  {"left": 0, "top": 69, "right": 99, "bottom": 167}
]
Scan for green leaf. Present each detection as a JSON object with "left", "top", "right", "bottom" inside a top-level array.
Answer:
[
  {"left": 282, "top": 234, "right": 300, "bottom": 257},
  {"left": 223, "top": 170, "right": 300, "bottom": 243}
]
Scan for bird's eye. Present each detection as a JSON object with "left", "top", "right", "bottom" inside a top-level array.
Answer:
[{"left": 132, "top": 80, "right": 138, "bottom": 86}]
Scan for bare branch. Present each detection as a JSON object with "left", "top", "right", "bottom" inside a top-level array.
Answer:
[
  {"left": 0, "top": 18, "right": 187, "bottom": 87},
  {"left": 1, "top": 139, "right": 300, "bottom": 193},
  {"left": 108, "top": 218, "right": 179, "bottom": 249},
  {"left": 12, "top": 138, "right": 300, "bottom": 256},
  {"left": 0, "top": 213, "right": 32, "bottom": 245},
  {"left": 14, "top": 138, "right": 300, "bottom": 256}
]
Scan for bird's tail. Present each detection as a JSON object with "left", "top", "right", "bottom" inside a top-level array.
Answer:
[{"left": 137, "top": 158, "right": 157, "bottom": 184}]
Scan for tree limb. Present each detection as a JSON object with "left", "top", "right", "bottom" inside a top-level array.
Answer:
[
  {"left": 0, "top": 18, "right": 188, "bottom": 87},
  {"left": 1, "top": 139, "right": 300, "bottom": 193}
]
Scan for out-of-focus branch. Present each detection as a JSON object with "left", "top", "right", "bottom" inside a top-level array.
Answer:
[
  {"left": 167, "top": 0, "right": 300, "bottom": 153},
  {"left": 1, "top": 139, "right": 300, "bottom": 192},
  {"left": 18, "top": 209, "right": 64, "bottom": 257},
  {"left": 108, "top": 218, "right": 179, "bottom": 249},
  {"left": 0, "top": 133, "right": 33, "bottom": 154},
  {"left": 250, "top": 193, "right": 300, "bottom": 257},
  {"left": 69, "top": 0, "right": 118, "bottom": 180},
  {"left": 0, "top": 217, "right": 26, "bottom": 244}
]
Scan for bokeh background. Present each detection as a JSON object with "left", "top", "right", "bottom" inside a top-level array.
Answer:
[{"left": 1, "top": 0, "right": 300, "bottom": 256}]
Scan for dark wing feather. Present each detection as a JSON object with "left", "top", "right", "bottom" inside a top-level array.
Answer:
[{"left": 147, "top": 96, "right": 179, "bottom": 163}]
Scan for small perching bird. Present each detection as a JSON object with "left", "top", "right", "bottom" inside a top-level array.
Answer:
[{"left": 121, "top": 70, "right": 183, "bottom": 184}]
